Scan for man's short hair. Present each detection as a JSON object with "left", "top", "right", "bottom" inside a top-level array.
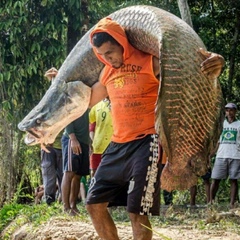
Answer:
[{"left": 92, "top": 32, "right": 119, "bottom": 47}]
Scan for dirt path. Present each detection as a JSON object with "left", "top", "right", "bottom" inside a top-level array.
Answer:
[
  {"left": 3, "top": 205, "right": 240, "bottom": 240},
  {"left": 12, "top": 217, "right": 240, "bottom": 240}
]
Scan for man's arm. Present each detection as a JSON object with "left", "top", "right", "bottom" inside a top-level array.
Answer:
[
  {"left": 65, "top": 120, "right": 82, "bottom": 155},
  {"left": 153, "top": 57, "right": 160, "bottom": 77},
  {"left": 89, "top": 122, "right": 96, "bottom": 154},
  {"left": 210, "top": 142, "right": 220, "bottom": 158},
  {"left": 89, "top": 122, "right": 96, "bottom": 142},
  {"left": 89, "top": 82, "right": 108, "bottom": 108},
  {"left": 89, "top": 69, "right": 108, "bottom": 108},
  {"left": 152, "top": 49, "right": 225, "bottom": 80}
]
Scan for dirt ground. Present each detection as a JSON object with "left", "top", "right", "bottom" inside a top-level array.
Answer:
[
  {"left": 11, "top": 218, "right": 240, "bottom": 240},
  {"left": 10, "top": 207, "right": 240, "bottom": 240}
]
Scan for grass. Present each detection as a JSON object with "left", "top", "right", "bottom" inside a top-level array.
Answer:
[
  {"left": 1, "top": 201, "right": 240, "bottom": 239},
  {"left": 0, "top": 201, "right": 68, "bottom": 239}
]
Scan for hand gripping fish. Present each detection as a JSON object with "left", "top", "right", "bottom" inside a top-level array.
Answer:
[{"left": 18, "top": 5, "right": 224, "bottom": 191}]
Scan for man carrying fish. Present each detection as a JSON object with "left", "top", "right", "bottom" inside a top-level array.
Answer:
[{"left": 85, "top": 17, "right": 224, "bottom": 240}]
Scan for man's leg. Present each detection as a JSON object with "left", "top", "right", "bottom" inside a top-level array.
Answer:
[
  {"left": 61, "top": 171, "right": 74, "bottom": 212},
  {"left": 230, "top": 179, "right": 238, "bottom": 209},
  {"left": 41, "top": 149, "right": 57, "bottom": 205},
  {"left": 78, "top": 181, "right": 86, "bottom": 202},
  {"left": 163, "top": 189, "right": 173, "bottom": 205},
  {"left": 70, "top": 173, "right": 81, "bottom": 215},
  {"left": 86, "top": 202, "right": 119, "bottom": 240},
  {"left": 35, "top": 185, "right": 44, "bottom": 204},
  {"left": 189, "top": 185, "right": 197, "bottom": 206},
  {"left": 129, "top": 213, "right": 152, "bottom": 240},
  {"left": 90, "top": 169, "right": 96, "bottom": 178},
  {"left": 204, "top": 179, "right": 211, "bottom": 203},
  {"left": 55, "top": 148, "right": 63, "bottom": 202},
  {"left": 236, "top": 181, "right": 239, "bottom": 202},
  {"left": 210, "top": 179, "right": 221, "bottom": 203}
]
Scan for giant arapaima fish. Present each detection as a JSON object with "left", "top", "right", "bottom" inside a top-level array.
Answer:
[{"left": 18, "top": 5, "right": 224, "bottom": 191}]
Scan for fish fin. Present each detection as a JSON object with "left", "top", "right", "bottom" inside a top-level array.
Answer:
[{"left": 160, "top": 163, "right": 198, "bottom": 192}]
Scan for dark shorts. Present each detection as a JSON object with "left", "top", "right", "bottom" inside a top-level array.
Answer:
[
  {"left": 62, "top": 135, "right": 89, "bottom": 176},
  {"left": 86, "top": 134, "right": 161, "bottom": 216},
  {"left": 201, "top": 168, "right": 211, "bottom": 180}
]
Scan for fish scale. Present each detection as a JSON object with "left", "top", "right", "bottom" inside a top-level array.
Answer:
[{"left": 18, "top": 5, "right": 223, "bottom": 191}]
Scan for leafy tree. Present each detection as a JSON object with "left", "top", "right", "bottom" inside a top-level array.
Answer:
[
  {"left": 0, "top": 0, "right": 89, "bottom": 205},
  {"left": 189, "top": 0, "right": 240, "bottom": 102}
]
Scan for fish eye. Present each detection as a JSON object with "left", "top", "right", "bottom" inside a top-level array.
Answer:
[{"left": 36, "top": 119, "right": 41, "bottom": 125}]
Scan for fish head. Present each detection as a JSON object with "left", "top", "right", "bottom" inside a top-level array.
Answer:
[{"left": 18, "top": 80, "right": 91, "bottom": 147}]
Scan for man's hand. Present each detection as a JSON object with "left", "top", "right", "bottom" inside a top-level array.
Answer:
[
  {"left": 198, "top": 48, "right": 225, "bottom": 80},
  {"left": 44, "top": 67, "right": 58, "bottom": 81},
  {"left": 71, "top": 139, "right": 82, "bottom": 155},
  {"left": 69, "top": 133, "right": 82, "bottom": 155}
]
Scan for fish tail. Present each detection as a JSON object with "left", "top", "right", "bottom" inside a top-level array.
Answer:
[{"left": 160, "top": 164, "right": 198, "bottom": 192}]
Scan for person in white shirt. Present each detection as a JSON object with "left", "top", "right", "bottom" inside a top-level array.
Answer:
[{"left": 210, "top": 102, "right": 240, "bottom": 208}]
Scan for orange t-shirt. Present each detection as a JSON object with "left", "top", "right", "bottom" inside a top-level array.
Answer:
[{"left": 101, "top": 49, "right": 159, "bottom": 143}]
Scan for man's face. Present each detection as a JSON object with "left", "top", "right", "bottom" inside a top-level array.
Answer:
[
  {"left": 225, "top": 108, "right": 236, "bottom": 118},
  {"left": 95, "top": 41, "right": 124, "bottom": 69}
]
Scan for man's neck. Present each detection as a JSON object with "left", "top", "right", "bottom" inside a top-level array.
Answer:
[{"left": 227, "top": 117, "right": 236, "bottom": 123}]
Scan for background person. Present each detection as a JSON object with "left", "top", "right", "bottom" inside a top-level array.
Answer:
[
  {"left": 41, "top": 68, "right": 63, "bottom": 205},
  {"left": 77, "top": 176, "right": 89, "bottom": 202},
  {"left": 210, "top": 102, "right": 240, "bottom": 209},
  {"left": 61, "top": 112, "right": 90, "bottom": 215},
  {"left": 89, "top": 97, "right": 113, "bottom": 177}
]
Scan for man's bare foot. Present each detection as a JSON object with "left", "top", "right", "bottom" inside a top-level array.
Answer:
[
  {"left": 230, "top": 203, "right": 236, "bottom": 209},
  {"left": 63, "top": 208, "right": 71, "bottom": 214},
  {"left": 69, "top": 207, "right": 80, "bottom": 216}
]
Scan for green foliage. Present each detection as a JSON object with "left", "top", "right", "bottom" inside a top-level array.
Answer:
[
  {"left": 0, "top": 202, "right": 64, "bottom": 238},
  {"left": 1, "top": 201, "right": 240, "bottom": 239},
  {"left": 86, "top": 0, "right": 179, "bottom": 29},
  {"left": 18, "top": 143, "right": 42, "bottom": 187},
  {"left": 0, "top": 0, "right": 84, "bottom": 205},
  {"left": 19, "top": 203, "right": 63, "bottom": 226},
  {"left": 0, "top": 0, "right": 67, "bottom": 127},
  {"left": 189, "top": 0, "right": 240, "bottom": 102},
  {"left": 0, "top": 203, "right": 24, "bottom": 233}
]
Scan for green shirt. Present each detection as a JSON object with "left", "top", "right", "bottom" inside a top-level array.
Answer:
[
  {"left": 63, "top": 110, "right": 89, "bottom": 145},
  {"left": 52, "top": 130, "right": 63, "bottom": 149}
]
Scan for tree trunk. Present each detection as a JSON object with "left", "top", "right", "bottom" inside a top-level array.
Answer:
[
  {"left": 177, "top": 0, "right": 193, "bottom": 28},
  {"left": 0, "top": 86, "right": 16, "bottom": 206},
  {"left": 67, "top": 0, "right": 89, "bottom": 54},
  {"left": 228, "top": 10, "right": 240, "bottom": 99}
]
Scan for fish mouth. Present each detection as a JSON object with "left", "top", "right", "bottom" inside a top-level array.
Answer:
[
  {"left": 24, "top": 130, "right": 50, "bottom": 153},
  {"left": 24, "top": 129, "right": 44, "bottom": 145}
]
